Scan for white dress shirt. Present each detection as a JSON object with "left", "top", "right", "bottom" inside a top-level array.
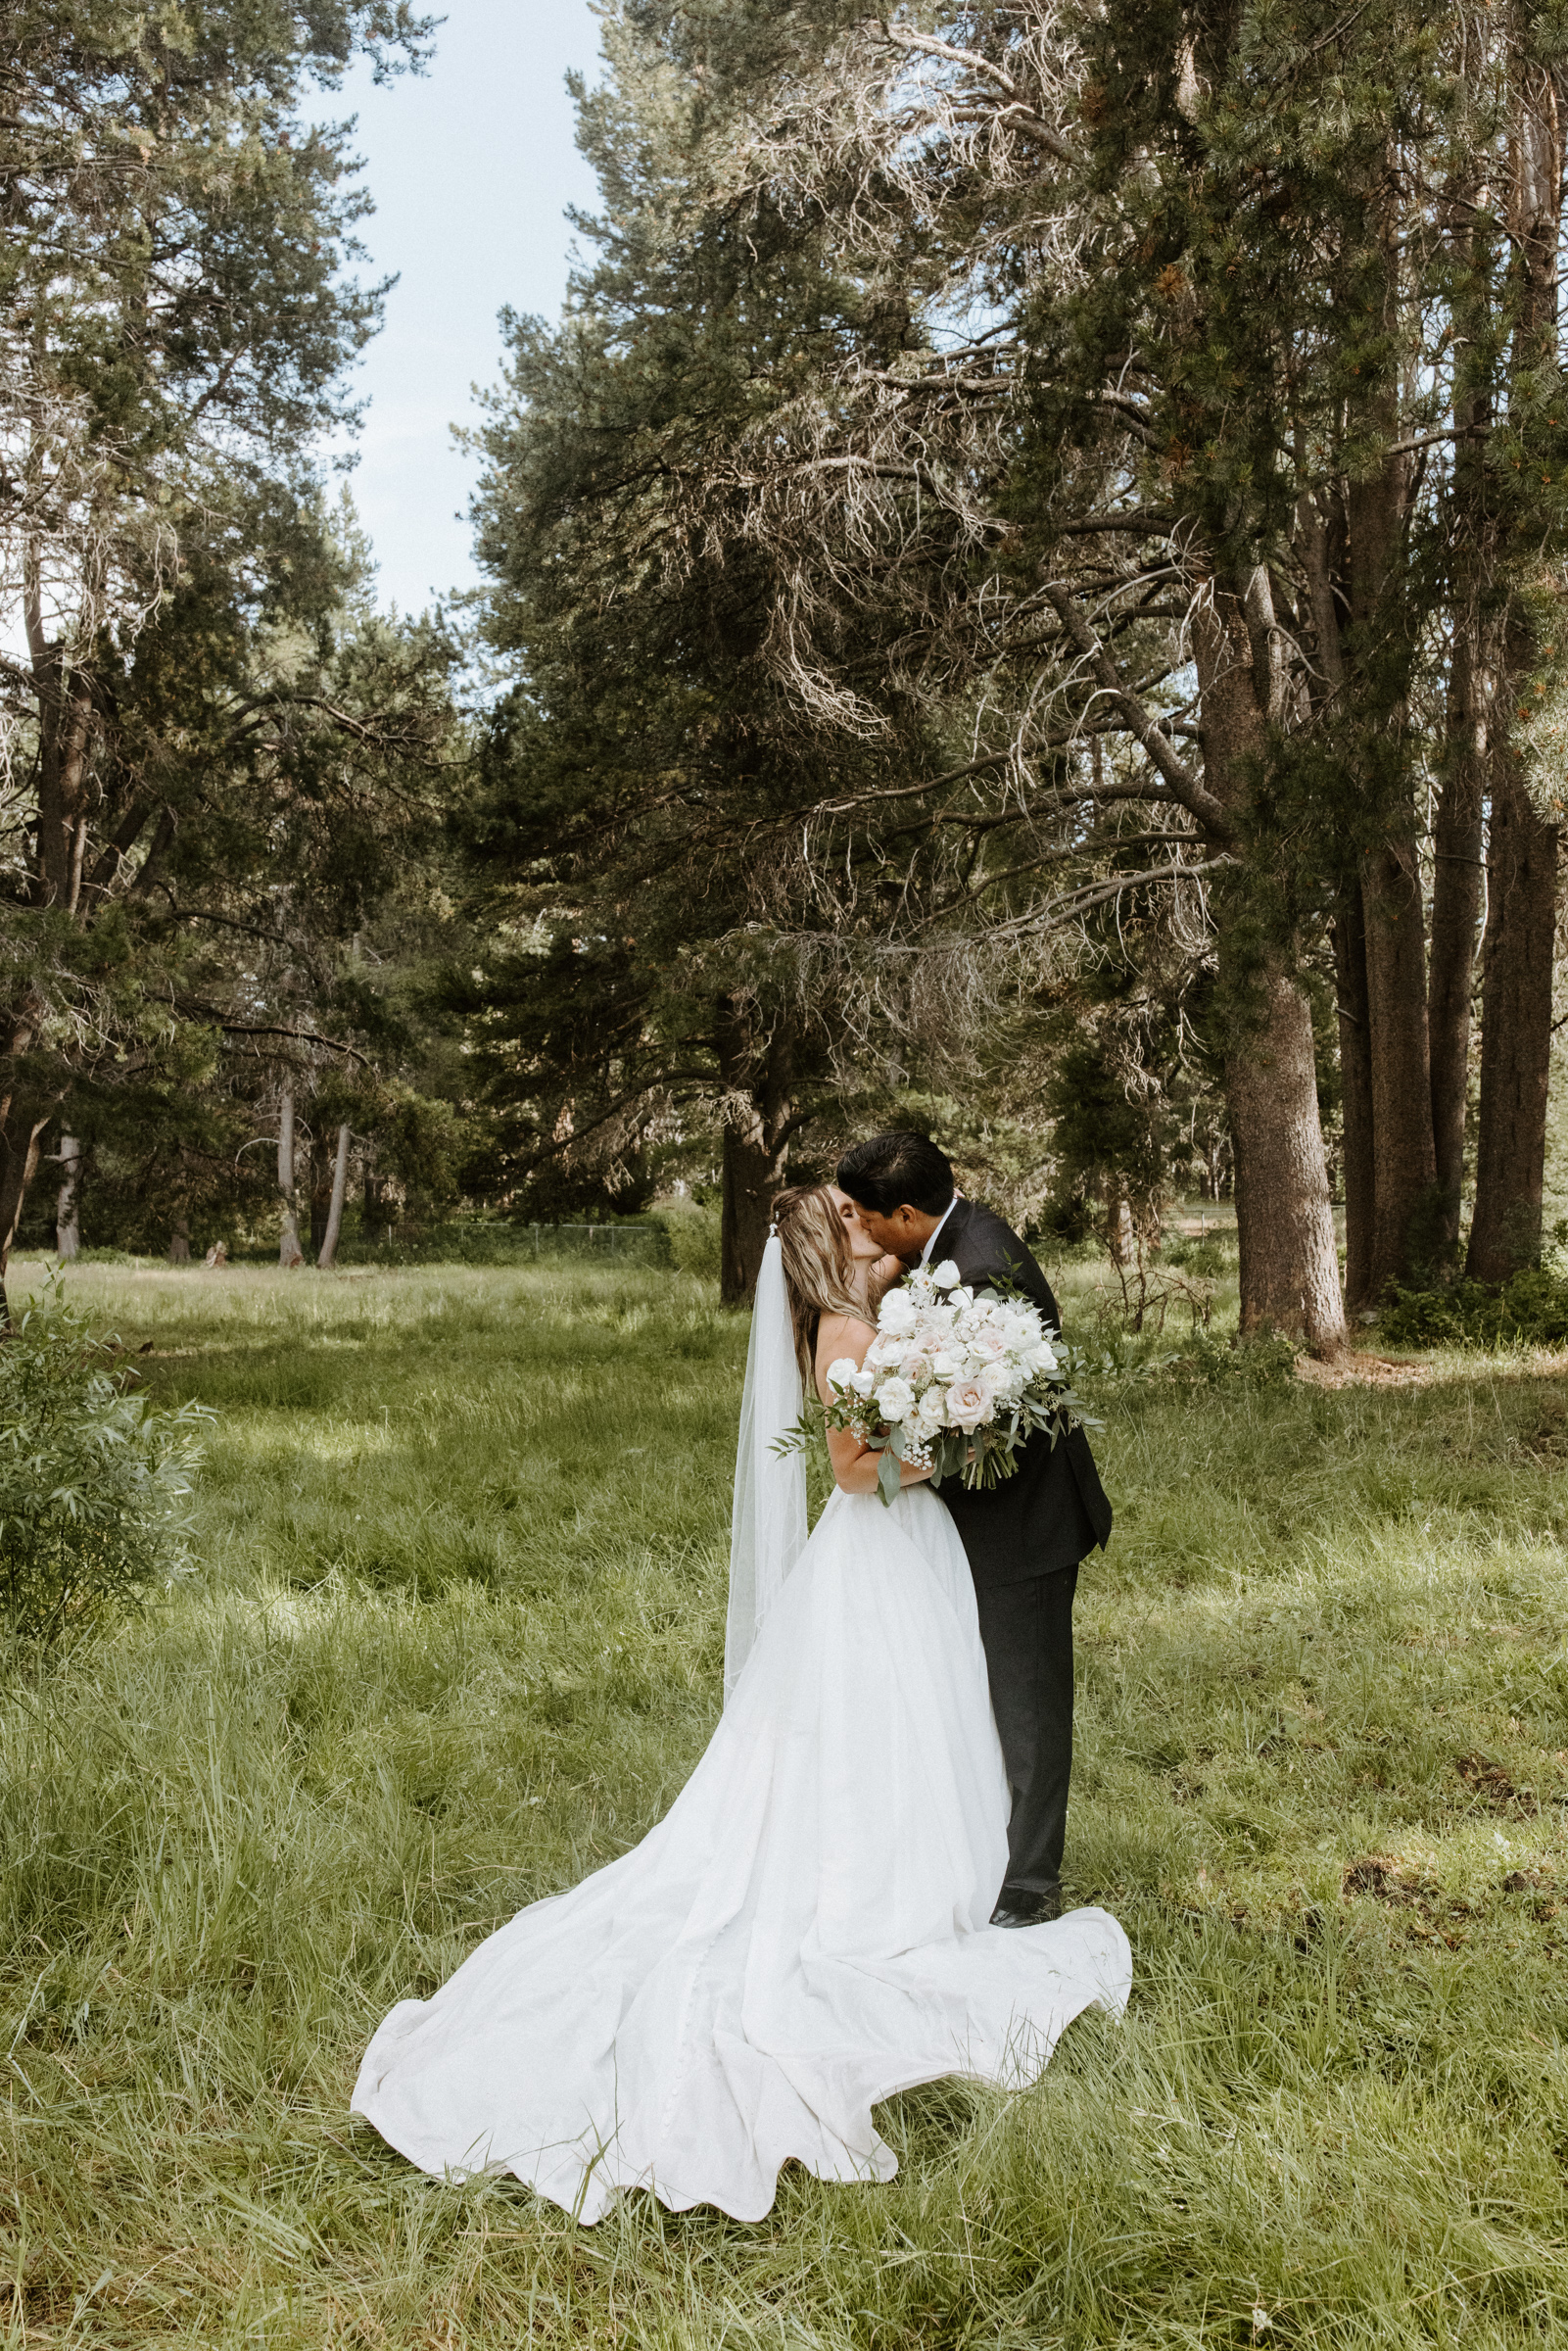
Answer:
[{"left": 919, "top": 1194, "right": 961, "bottom": 1266}]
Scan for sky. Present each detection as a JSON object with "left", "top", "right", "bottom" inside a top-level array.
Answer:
[{"left": 328, "top": 0, "right": 604, "bottom": 617}]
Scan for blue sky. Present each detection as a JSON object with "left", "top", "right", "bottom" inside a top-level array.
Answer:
[{"left": 330, "top": 0, "right": 603, "bottom": 616}]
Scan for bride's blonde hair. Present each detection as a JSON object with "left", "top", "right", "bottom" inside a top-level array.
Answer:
[{"left": 772, "top": 1185, "right": 863, "bottom": 1381}]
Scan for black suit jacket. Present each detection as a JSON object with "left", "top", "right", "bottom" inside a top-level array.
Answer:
[{"left": 926, "top": 1199, "right": 1112, "bottom": 1588}]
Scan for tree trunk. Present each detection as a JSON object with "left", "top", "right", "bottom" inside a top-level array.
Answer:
[
  {"left": 1224, "top": 964, "right": 1348, "bottom": 1345},
  {"left": 307, "top": 1137, "right": 330, "bottom": 1253},
  {"left": 277, "top": 1084, "right": 304, "bottom": 1268},
  {"left": 55, "top": 1132, "right": 80, "bottom": 1259},
  {"left": 1466, "top": 755, "right": 1558, "bottom": 1279},
  {"left": 720, "top": 1123, "right": 781, "bottom": 1305},
  {"left": 362, "top": 1163, "right": 389, "bottom": 1245},
  {"left": 1428, "top": 619, "right": 1487, "bottom": 1255},
  {"left": 715, "top": 998, "right": 799, "bottom": 1305},
  {"left": 1465, "top": 13, "right": 1565, "bottom": 1283},
  {"left": 169, "top": 1216, "right": 192, "bottom": 1264},
  {"left": 317, "top": 1124, "right": 351, "bottom": 1269},
  {"left": 1360, "top": 839, "right": 1437, "bottom": 1293},
  {"left": 0, "top": 1099, "right": 54, "bottom": 1313},
  {"left": 1429, "top": 291, "right": 1493, "bottom": 1261},
  {"left": 1196, "top": 585, "right": 1347, "bottom": 1352},
  {"left": 1334, "top": 880, "right": 1376, "bottom": 1313}
]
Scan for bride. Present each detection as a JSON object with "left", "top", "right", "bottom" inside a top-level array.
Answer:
[{"left": 352, "top": 1184, "right": 1130, "bottom": 2224}]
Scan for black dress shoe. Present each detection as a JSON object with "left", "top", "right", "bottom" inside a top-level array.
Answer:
[{"left": 990, "top": 1885, "right": 1064, "bottom": 1928}]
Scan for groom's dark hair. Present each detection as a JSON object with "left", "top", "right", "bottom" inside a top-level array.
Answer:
[{"left": 836, "top": 1131, "right": 954, "bottom": 1218}]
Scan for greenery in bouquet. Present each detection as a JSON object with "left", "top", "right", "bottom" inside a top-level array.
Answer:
[{"left": 782, "top": 1263, "right": 1100, "bottom": 1507}]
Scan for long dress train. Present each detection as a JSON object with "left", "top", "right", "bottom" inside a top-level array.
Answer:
[{"left": 352, "top": 1484, "right": 1131, "bottom": 2224}]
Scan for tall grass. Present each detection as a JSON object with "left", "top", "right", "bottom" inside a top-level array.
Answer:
[{"left": 1, "top": 1260, "right": 1565, "bottom": 2346}]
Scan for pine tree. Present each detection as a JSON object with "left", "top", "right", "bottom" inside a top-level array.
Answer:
[{"left": 0, "top": 0, "right": 451, "bottom": 1296}]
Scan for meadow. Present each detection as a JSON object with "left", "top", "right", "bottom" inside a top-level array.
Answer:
[{"left": 1, "top": 1254, "right": 1566, "bottom": 2348}]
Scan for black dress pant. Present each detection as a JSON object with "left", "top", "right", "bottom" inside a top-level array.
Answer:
[{"left": 973, "top": 1564, "right": 1077, "bottom": 1896}]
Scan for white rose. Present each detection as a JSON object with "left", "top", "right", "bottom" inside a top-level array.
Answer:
[
  {"left": 825, "top": 1357, "right": 861, "bottom": 1395},
  {"left": 931, "top": 1258, "right": 962, "bottom": 1289},
  {"left": 918, "top": 1386, "right": 947, "bottom": 1428},
  {"left": 874, "top": 1375, "right": 916, "bottom": 1422},
  {"left": 946, "top": 1375, "right": 992, "bottom": 1430},
  {"left": 849, "top": 1367, "right": 879, "bottom": 1398},
  {"left": 879, "top": 1289, "right": 918, "bottom": 1336},
  {"left": 932, "top": 1350, "right": 961, "bottom": 1379}
]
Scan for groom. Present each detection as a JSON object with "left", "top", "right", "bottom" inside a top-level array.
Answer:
[{"left": 836, "top": 1131, "right": 1112, "bottom": 1929}]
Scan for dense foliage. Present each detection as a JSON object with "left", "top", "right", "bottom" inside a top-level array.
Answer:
[
  {"left": 452, "top": 0, "right": 1568, "bottom": 1332},
  {"left": 9, "top": 0, "right": 1568, "bottom": 1342},
  {"left": 1380, "top": 1266, "right": 1568, "bottom": 1349},
  {"left": 0, "top": 1290, "right": 209, "bottom": 1648},
  {"left": 0, "top": 0, "right": 462, "bottom": 1298}
]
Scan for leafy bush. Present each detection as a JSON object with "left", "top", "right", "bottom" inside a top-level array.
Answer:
[
  {"left": 1380, "top": 1268, "right": 1568, "bottom": 1350},
  {"left": 0, "top": 1292, "right": 212, "bottom": 1650},
  {"left": 1161, "top": 1232, "right": 1230, "bottom": 1277},
  {"left": 651, "top": 1203, "right": 723, "bottom": 1279}
]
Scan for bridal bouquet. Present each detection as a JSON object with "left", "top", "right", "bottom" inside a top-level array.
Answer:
[{"left": 793, "top": 1260, "right": 1096, "bottom": 1508}]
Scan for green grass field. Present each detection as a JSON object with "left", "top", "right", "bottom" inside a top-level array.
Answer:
[{"left": 2, "top": 1259, "right": 1566, "bottom": 2348}]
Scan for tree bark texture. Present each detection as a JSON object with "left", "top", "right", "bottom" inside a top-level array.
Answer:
[
  {"left": 1427, "top": 622, "right": 1487, "bottom": 1252},
  {"left": 1309, "top": 183, "right": 1427, "bottom": 1307},
  {"left": 1467, "top": 757, "right": 1558, "bottom": 1279},
  {"left": 55, "top": 1132, "right": 80, "bottom": 1259},
  {"left": 1223, "top": 964, "right": 1348, "bottom": 1344},
  {"left": 1334, "top": 881, "right": 1376, "bottom": 1314},
  {"left": 1466, "top": 22, "right": 1564, "bottom": 1282},
  {"left": 716, "top": 998, "right": 799, "bottom": 1305},
  {"left": 0, "top": 1103, "right": 52, "bottom": 1307},
  {"left": 1196, "top": 587, "right": 1347, "bottom": 1350},
  {"left": 1360, "top": 840, "right": 1437, "bottom": 1293},
  {"left": 317, "top": 1124, "right": 351, "bottom": 1269},
  {"left": 277, "top": 1084, "right": 305, "bottom": 1268},
  {"left": 168, "top": 1217, "right": 192, "bottom": 1264}
]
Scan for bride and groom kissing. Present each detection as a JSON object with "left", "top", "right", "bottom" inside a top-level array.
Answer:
[{"left": 354, "top": 1131, "right": 1129, "bottom": 2225}]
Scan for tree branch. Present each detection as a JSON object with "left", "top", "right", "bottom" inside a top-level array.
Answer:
[
  {"left": 879, "top": 23, "right": 1085, "bottom": 166},
  {"left": 1041, "top": 586, "right": 1235, "bottom": 841},
  {"left": 176, "top": 1010, "right": 371, "bottom": 1067}
]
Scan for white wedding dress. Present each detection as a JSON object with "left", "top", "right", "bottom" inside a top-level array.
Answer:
[{"left": 352, "top": 1248, "right": 1130, "bottom": 2225}]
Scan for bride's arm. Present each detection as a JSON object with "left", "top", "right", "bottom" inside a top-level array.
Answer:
[{"left": 815, "top": 1312, "right": 934, "bottom": 1497}]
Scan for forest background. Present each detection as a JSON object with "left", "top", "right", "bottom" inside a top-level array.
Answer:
[
  {"left": 10, "top": 0, "right": 1568, "bottom": 1341},
  {"left": 6, "top": 11, "right": 1568, "bottom": 2338}
]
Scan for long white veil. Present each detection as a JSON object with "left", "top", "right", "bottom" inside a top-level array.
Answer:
[{"left": 725, "top": 1233, "right": 808, "bottom": 1700}]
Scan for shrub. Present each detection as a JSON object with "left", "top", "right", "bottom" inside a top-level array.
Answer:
[
  {"left": 651, "top": 1203, "right": 723, "bottom": 1279},
  {"left": 0, "top": 1290, "right": 212, "bottom": 1651},
  {"left": 1379, "top": 1268, "right": 1568, "bottom": 1350},
  {"left": 1161, "top": 1232, "right": 1229, "bottom": 1277}
]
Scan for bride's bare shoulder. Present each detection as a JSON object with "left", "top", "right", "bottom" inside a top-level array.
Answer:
[{"left": 815, "top": 1309, "right": 877, "bottom": 1369}]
